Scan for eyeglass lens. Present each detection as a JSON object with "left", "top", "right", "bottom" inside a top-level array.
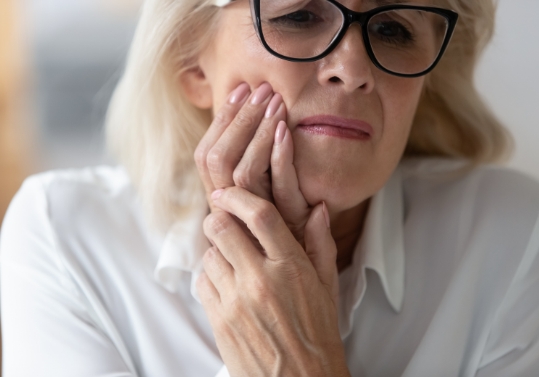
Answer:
[{"left": 258, "top": 0, "right": 450, "bottom": 75}]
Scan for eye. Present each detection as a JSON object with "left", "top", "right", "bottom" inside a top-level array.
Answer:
[
  {"left": 369, "top": 21, "right": 415, "bottom": 45},
  {"left": 269, "top": 10, "right": 323, "bottom": 29}
]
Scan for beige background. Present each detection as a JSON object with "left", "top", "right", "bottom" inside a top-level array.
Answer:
[{"left": 0, "top": 0, "right": 31, "bottom": 223}]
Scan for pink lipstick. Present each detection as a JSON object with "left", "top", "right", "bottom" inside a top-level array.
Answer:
[{"left": 297, "top": 115, "right": 373, "bottom": 141}]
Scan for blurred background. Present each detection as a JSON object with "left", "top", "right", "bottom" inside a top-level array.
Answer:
[
  {"left": 0, "top": 0, "right": 141, "bottom": 224},
  {"left": 1, "top": 0, "right": 539, "bottom": 224}
]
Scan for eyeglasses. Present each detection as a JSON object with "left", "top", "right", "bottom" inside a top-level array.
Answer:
[{"left": 250, "top": 0, "right": 459, "bottom": 78}]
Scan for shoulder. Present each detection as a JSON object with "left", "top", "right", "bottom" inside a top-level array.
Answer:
[
  {"left": 398, "top": 159, "right": 539, "bottom": 374},
  {"left": 400, "top": 158, "right": 539, "bottom": 270},
  {"left": 15, "top": 165, "right": 134, "bottom": 220},
  {"left": 20, "top": 165, "right": 133, "bottom": 206},
  {"left": 401, "top": 158, "right": 539, "bottom": 227},
  {"left": 0, "top": 165, "right": 142, "bottom": 267}
]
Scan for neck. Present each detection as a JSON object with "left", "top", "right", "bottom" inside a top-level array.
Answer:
[{"left": 330, "top": 200, "right": 370, "bottom": 273}]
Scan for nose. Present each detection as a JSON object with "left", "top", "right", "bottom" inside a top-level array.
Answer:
[{"left": 317, "top": 24, "right": 375, "bottom": 94}]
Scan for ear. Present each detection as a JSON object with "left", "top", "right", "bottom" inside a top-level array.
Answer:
[{"left": 179, "top": 65, "right": 213, "bottom": 109}]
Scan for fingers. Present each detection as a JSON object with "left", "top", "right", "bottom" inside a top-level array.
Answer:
[
  {"left": 203, "top": 210, "right": 265, "bottom": 272},
  {"left": 208, "top": 83, "right": 274, "bottom": 191},
  {"left": 202, "top": 246, "right": 235, "bottom": 302},
  {"left": 195, "top": 83, "right": 251, "bottom": 209},
  {"left": 211, "top": 187, "right": 301, "bottom": 262},
  {"left": 233, "top": 94, "right": 286, "bottom": 202},
  {"left": 271, "top": 121, "right": 311, "bottom": 243},
  {"left": 195, "top": 82, "right": 286, "bottom": 212},
  {"left": 197, "top": 270, "right": 221, "bottom": 311},
  {"left": 303, "top": 202, "right": 339, "bottom": 305}
]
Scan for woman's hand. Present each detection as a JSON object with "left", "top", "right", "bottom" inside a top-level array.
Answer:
[
  {"left": 194, "top": 82, "right": 311, "bottom": 245},
  {"left": 197, "top": 187, "right": 349, "bottom": 377}
]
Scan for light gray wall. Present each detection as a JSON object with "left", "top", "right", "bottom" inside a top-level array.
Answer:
[
  {"left": 26, "top": 0, "right": 138, "bottom": 169},
  {"left": 476, "top": 0, "right": 539, "bottom": 179}
]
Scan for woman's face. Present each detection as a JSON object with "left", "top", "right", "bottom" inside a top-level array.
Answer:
[{"left": 194, "top": 0, "right": 426, "bottom": 214}]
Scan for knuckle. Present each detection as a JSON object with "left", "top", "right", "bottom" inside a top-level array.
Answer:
[
  {"left": 233, "top": 166, "right": 255, "bottom": 189},
  {"left": 273, "top": 187, "right": 294, "bottom": 204},
  {"left": 206, "top": 146, "right": 227, "bottom": 176},
  {"left": 194, "top": 145, "right": 208, "bottom": 170},
  {"left": 250, "top": 202, "right": 279, "bottom": 230},
  {"left": 234, "top": 110, "right": 257, "bottom": 131},
  {"left": 286, "top": 220, "right": 306, "bottom": 241},
  {"left": 213, "top": 107, "right": 233, "bottom": 126},
  {"left": 248, "top": 275, "right": 271, "bottom": 303},
  {"left": 284, "top": 264, "right": 304, "bottom": 282},
  {"left": 204, "top": 212, "right": 233, "bottom": 237},
  {"left": 202, "top": 248, "right": 214, "bottom": 268},
  {"left": 253, "top": 128, "right": 270, "bottom": 144},
  {"left": 275, "top": 259, "right": 305, "bottom": 282}
]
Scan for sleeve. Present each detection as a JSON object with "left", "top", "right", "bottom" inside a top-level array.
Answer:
[
  {"left": 0, "top": 177, "right": 134, "bottom": 377},
  {"left": 475, "top": 214, "right": 539, "bottom": 377}
]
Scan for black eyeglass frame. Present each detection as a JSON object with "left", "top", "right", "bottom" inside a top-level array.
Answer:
[{"left": 250, "top": 0, "right": 459, "bottom": 78}]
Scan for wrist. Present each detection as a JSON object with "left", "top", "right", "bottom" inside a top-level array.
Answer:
[{"left": 305, "top": 343, "right": 350, "bottom": 377}]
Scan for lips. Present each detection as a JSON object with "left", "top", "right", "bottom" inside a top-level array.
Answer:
[{"left": 297, "top": 115, "right": 373, "bottom": 141}]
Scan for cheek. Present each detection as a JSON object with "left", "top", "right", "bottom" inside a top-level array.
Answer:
[
  {"left": 377, "top": 77, "right": 424, "bottom": 154},
  {"left": 209, "top": 19, "right": 315, "bottom": 112},
  {"left": 292, "top": 77, "right": 424, "bottom": 212}
]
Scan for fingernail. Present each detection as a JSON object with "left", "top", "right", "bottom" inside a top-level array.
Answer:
[
  {"left": 251, "top": 83, "right": 273, "bottom": 105},
  {"left": 265, "top": 93, "right": 283, "bottom": 118},
  {"left": 211, "top": 189, "right": 224, "bottom": 201},
  {"left": 228, "top": 83, "right": 250, "bottom": 104},
  {"left": 274, "top": 121, "right": 287, "bottom": 145},
  {"left": 322, "top": 201, "right": 331, "bottom": 229}
]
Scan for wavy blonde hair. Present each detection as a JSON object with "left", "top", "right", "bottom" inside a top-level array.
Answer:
[{"left": 106, "top": 0, "right": 512, "bottom": 228}]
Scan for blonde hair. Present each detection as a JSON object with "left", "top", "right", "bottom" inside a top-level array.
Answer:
[
  {"left": 106, "top": 0, "right": 512, "bottom": 228},
  {"left": 407, "top": 0, "right": 512, "bottom": 161}
]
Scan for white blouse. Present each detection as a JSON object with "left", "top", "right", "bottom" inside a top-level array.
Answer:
[{"left": 2, "top": 158, "right": 539, "bottom": 377}]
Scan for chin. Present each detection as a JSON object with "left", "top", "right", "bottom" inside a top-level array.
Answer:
[{"left": 296, "top": 169, "right": 369, "bottom": 214}]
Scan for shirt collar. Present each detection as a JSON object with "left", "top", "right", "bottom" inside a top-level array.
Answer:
[
  {"left": 359, "top": 165, "right": 405, "bottom": 313},
  {"left": 154, "top": 203, "right": 211, "bottom": 301},
  {"left": 153, "top": 167, "right": 405, "bottom": 312},
  {"left": 337, "top": 166, "right": 405, "bottom": 338}
]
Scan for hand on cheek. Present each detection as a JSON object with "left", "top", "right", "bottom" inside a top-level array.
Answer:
[
  {"left": 197, "top": 187, "right": 348, "bottom": 377},
  {"left": 194, "top": 82, "right": 313, "bottom": 246}
]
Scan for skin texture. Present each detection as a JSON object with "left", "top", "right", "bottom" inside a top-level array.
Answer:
[
  {"left": 184, "top": 0, "right": 426, "bottom": 263},
  {"left": 180, "top": 0, "right": 428, "bottom": 375}
]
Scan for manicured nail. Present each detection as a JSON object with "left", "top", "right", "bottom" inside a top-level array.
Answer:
[
  {"left": 322, "top": 201, "right": 331, "bottom": 229},
  {"left": 228, "top": 83, "right": 250, "bottom": 104},
  {"left": 211, "top": 189, "right": 224, "bottom": 201},
  {"left": 251, "top": 83, "right": 273, "bottom": 105},
  {"left": 274, "top": 121, "right": 287, "bottom": 145},
  {"left": 265, "top": 93, "right": 283, "bottom": 118}
]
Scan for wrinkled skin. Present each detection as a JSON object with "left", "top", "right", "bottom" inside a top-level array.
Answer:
[{"left": 181, "top": 0, "right": 427, "bottom": 375}]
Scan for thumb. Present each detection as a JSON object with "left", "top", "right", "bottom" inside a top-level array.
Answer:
[{"left": 304, "top": 202, "right": 339, "bottom": 305}]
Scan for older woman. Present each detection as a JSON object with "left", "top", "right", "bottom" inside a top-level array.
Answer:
[{"left": 2, "top": 0, "right": 539, "bottom": 376}]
